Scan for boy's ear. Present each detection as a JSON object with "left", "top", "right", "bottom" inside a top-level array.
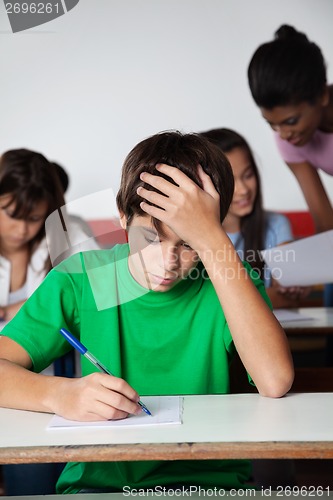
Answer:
[{"left": 119, "top": 212, "right": 127, "bottom": 230}]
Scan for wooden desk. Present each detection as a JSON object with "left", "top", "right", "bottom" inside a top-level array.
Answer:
[
  {"left": 279, "top": 307, "right": 333, "bottom": 335},
  {"left": 1, "top": 393, "right": 333, "bottom": 464},
  {"left": 277, "top": 308, "right": 333, "bottom": 392}
]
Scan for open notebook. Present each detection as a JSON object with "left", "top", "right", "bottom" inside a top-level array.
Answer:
[{"left": 47, "top": 395, "right": 183, "bottom": 429}]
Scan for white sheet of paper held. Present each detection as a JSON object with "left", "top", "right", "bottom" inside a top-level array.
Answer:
[
  {"left": 47, "top": 396, "right": 182, "bottom": 429},
  {"left": 261, "top": 229, "right": 333, "bottom": 287}
]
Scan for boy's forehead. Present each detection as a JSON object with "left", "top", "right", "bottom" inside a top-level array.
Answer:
[
  {"left": 130, "top": 215, "right": 160, "bottom": 233},
  {"left": 129, "top": 215, "right": 170, "bottom": 239}
]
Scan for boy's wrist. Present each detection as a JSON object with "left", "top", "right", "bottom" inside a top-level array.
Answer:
[
  {"left": 40, "top": 375, "right": 70, "bottom": 414},
  {"left": 195, "top": 227, "right": 234, "bottom": 260}
]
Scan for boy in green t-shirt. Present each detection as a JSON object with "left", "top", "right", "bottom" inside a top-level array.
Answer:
[{"left": 0, "top": 131, "right": 294, "bottom": 493}]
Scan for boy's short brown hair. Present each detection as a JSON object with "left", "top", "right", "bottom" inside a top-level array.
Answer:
[{"left": 116, "top": 130, "right": 234, "bottom": 226}]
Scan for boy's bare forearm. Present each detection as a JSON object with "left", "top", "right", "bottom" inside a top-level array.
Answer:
[
  {"left": 0, "top": 358, "right": 64, "bottom": 413},
  {"left": 197, "top": 229, "right": 294, "bottom": 398},
  {"left": 0, "top": 358, "right": 142, "bottom": 421}
]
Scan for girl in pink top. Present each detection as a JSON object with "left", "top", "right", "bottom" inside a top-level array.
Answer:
[{"left": 248, "top": 25, "right": 333, "bottom": 233}]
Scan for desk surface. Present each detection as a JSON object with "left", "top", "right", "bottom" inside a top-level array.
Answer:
[
  {"left": 279, "top": 307, "right": 333, "bottom": 334},
  {"left": 1, "top": 393, "right": 333, "bottom": 463}
]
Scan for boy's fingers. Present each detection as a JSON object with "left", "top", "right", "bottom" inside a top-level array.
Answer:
[
  {"left": 155, "top": 164, "right": 219, "bottom": 199},
  {"left": 155, "top": 163, "right": 197, "bottom": 188},
  {"left": 197, "top": 165, "right": 219, "bottom": 198},
  {"left": 140, "top": 171, "right": 177, "bottom": 197},
  {"left": 139, "top": 201, "right": 166, "bottom": 220},
  {"left": 137, "top": 186, "right": 171, "bottom": 210},
  {"left": 82, "top": 398, "right": 139, "bottom": 421},
  {"left": 99, "top": 388, "right": 142, "bottom": 416},
  {"left": 96, "top": 375, "right": 143, "bottom": 417},
  {"left": 141, "top": 165, "right": 219, "bottom": 205},
  {"left": 99, "top": 373, "right": 139, "bottom": 402}
]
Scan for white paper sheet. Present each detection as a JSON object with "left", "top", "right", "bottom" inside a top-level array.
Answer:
[
  {"left": 47, "top": 396, "right": 182, "bottom": 429},
  {"left": 273, "top": 309, "right": 314, "bottom": 323},
  {"left": 261, "top": 229, "right": 333, "bottom": 287}
]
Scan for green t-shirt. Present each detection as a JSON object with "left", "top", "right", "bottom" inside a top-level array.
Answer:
[{"left": 1, "top": 244, "right": 270, "bottom": 493}]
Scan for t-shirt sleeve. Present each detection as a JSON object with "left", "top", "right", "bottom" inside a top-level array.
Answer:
[
  {"left": 0, "top": 256, "right": 83, "bottom": 373},
  {"left": 274, "top": 132, "right": 305, "bottom": 164}
]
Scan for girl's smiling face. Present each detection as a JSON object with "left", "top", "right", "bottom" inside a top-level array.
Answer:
[
  {"left": 260, "top": 93, "right": 329, "bottom": 146},
  {"left": 122, "top": 214, "right": 199, "bottom": 292},
  {"left": 224, "top": 147, "right": 258, "bottom": 224}
]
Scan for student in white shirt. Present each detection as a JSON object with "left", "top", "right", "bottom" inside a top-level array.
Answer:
[
  {"left": 0, "top": 147, "right": 99, "bottom": 495},
  {"left": 0, "top": 148, "right": 99, "bottom": 321}
]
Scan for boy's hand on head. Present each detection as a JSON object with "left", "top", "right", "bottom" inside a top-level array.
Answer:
[
  {"left": 137, "top": 164, "right": 221, "bottom": 250},
  {"left": 51, "top": 373, "right": 142, "bottom": 422}
]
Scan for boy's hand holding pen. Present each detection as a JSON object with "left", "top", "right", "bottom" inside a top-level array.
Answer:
[{"left": 59, "top": 328, "right": 152, "bottom": 418}]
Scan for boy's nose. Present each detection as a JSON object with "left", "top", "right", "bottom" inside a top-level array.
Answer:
[{"left": 163, "top": 246, "right": 179, "bottom": 270}]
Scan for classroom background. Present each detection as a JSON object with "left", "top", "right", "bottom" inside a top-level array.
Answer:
[{"left": 0, "top": 0, "right": 332, "bottom": 219}]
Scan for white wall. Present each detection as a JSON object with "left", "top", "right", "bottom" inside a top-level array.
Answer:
[{"left": 1, "top": 0, "right": 332, "bottom": 218}]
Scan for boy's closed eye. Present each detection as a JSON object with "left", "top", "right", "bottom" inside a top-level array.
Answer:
[
  {"left": 142, "top": 227, "right": 160, "bottom": 245},
  {"left": 144, "top": 235, "right": 192, "bottom": 250},
  {"left": 144, "top": 235, "right": 160, "bottom": 245},
  {"left": 142, "top": 228, "right": 192, "bottom": 251}
]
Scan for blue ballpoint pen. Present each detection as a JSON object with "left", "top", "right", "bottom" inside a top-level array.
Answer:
[{"left": 59, "top": 328, "right": 152, "bottom": 416}]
